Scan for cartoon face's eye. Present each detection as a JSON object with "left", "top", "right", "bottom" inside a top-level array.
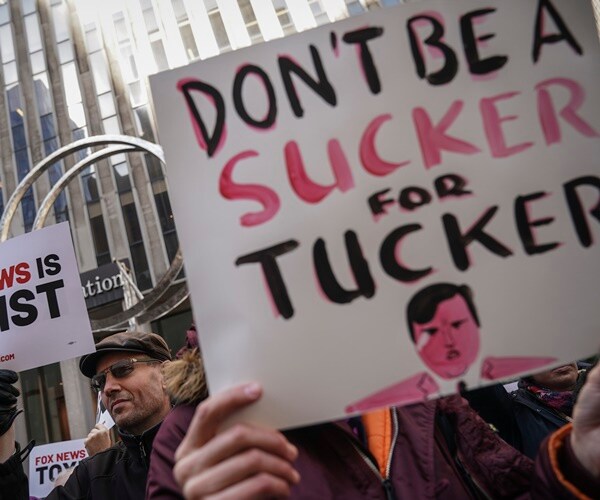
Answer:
[
  {"left": 451, "top": 319, "right": 468, "bottom": 329},
  {"left": 422, "top": 327, "right": 438, "bottom": 336}
]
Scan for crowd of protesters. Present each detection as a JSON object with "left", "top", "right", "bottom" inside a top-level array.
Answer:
[{"left": 0, "top": 327, "right": 598, "bottom": 499}]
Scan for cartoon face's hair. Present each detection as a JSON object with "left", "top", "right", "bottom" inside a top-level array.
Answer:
[{"left": 406, "top": 283, "right": 480, "bottom": 342}]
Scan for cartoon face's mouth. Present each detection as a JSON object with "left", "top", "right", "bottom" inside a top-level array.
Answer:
[{"left": 446, "top": 349, "right": 460, "bottom": 360}]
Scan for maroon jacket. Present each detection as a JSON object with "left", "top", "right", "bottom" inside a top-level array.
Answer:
[{"left": 146, "top": 396, "right": 597, "bottom": 499}]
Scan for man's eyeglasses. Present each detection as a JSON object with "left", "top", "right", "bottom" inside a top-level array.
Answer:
[{"left": 91, "top": 358, "right": 160, "bottom": 393}]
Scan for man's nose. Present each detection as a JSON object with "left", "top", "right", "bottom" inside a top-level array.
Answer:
[{"left": 102, "top": 372, "right": 121, "bottom": 395}]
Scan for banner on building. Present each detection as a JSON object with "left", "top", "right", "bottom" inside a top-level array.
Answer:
[
  {"left": 0, "top": 222, "right": 95, "bottom": 371},
  {"left": 29, "top": 439, "right": 88, "bottom": 497},
  {"left": 150, "top": 0, "right": 600, "bottom": 429},
  {"left": 80, "top": 260, "right": 128, "bottom": 310}
]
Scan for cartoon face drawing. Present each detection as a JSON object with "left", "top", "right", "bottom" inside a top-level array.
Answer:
[{"left": 408, "top": 284, "right": 480, "bottom": 380}]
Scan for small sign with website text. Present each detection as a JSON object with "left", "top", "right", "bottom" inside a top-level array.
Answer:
[{"left": 0, "top": 222, "right": 95, "bottom": 371}]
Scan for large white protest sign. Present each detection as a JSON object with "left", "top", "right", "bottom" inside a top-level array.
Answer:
[
  {"left": 150, "top": 0, "right": 600, "bottom": 429},
  {"left": 29, "top": 439, "right": 88, "bottom": 497},
  {"left": 0, "top": 222, "right": 94, "bottom": 371}
]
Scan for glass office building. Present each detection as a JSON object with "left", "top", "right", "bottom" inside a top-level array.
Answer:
[{"left": 0, "top": 0, "right": 598, "bottom": 454}]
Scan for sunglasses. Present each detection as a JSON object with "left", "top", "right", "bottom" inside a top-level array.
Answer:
[{"left": 91, "top": 358, "right": 160, "bottom": 393}]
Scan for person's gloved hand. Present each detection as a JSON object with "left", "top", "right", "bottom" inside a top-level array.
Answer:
[{"left": 0, "top": 369, "right": 22, "bottom": 437}]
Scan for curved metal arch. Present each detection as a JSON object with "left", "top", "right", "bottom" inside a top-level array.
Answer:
[
  {"left": 0, "top": 135, "right": 164, "bottom": 242},
  {"left": 136, "top": 283, "right": 190, "bottom": 325},
  {"left": 33, "top": 145, "right": 139, "bottom": 230},
  {"left": 90, "top": 248, "right": 185, "bottom": 331},
  {"left": 0, "top": 134, "right": 188, "bottom": 332}
]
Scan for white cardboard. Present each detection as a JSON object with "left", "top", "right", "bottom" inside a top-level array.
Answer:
[
  {"left": 150, "top": 0, "right": 600, "bottom": 429},
  {"left": 0, "top": 222, "right": 95, "bottom": 371},
  {"left": 28, "top": 439, "right": 88, "bottom": 497}
]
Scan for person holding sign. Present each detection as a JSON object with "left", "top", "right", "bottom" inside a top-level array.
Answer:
[
  {"left": 147, "top": 324, "right": 208, "bottom": 498},
  {"left": 0, "top": 369, "right": 30, "bottom": 497},
  {"left": 168, "top": 362, "right": 600, "bottom": 499},
  {"left": 84, "top": 423, "right": 112, "bottom": 457},
  {"left": 0, "top": 331, "right": 172, "bottom": 499},
  {"left": 466, "top": 360, "right": 594, "bottom": 459}
]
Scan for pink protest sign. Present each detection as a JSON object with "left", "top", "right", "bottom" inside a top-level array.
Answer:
[{"left": 150, "top": 0, "right": 600, "bottom": 429}]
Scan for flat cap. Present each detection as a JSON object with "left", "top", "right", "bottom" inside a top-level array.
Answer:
[{"left": 79, "top": 331, "right": 172, "bottom": 378}]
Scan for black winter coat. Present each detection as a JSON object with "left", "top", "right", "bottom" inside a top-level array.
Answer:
[
  {"left": 0, "top": 422, "right": 160, "bottom": 500},
  {"left": 466, "top": 383, "right": 570, "bottom": 459}
]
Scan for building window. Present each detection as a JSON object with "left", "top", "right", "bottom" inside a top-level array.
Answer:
[
  {"left": 151, "top": 40, "right": 169, "bottom": 72},
  {"left": 0, "top": 4, "right": 10, "bottom": 25},
  {"left": 0, "top": 24, "right": 15, "bottom": 62},
  {"left": 122, "top": 200, "right": 152, "bottom": 290},
  {"left": 57, "top": 40, "right": 74, "bottom": 63},
  {"left": 8, "top": 86, "right": 37, "bottom": 232},
  {"left": 30, "top": 50, "right": 45, "bottom": 74},
  {"left": 153, "top": 189, "right": 179, "bottom": 262},
  {"left": 89, "top": 208, "right": 111, "bottom": 266},
  {"left": 51, "top": 3, "right": 70, "bottom": 42},
  {"left": 179, "top": 23, "right": 198, "bottom": 61},
  {"left": 81, "top": 168, "right": 99, "bottom": 203},
  {"left": 207, "top": 8, "right": 230, "bottom": 50},
  {"left": 113, "top": 161, "right": 132, "bottom": 193},
  {"left": 102, "top": 116, "right": 120, "bottom": 135},
  {"left": 128, "top": 81, "right": 145, "bottom": 107},
  {"left": 84, "top": 23, "right": 102, "bottom": 53},
  {"left": 89, "top": 52, "right": 111, "bottom": 94},
  {"left": 21, "top": 0, "right": 37, "bottom": 16},
  {"left": 133, "top": 105, "right": 155, "bottom": 142},
  {"left": 24, "top": 13, "right": 43, "bottom": 52},
  {"left": 21, "top": 363, "right": 69, "bottom": 446},
  {"left": 98, "top": 92, "right": 116, "bottom": 119},
  {"left": 40, "top": 114, "right": 55, "bottom": 139},
  {"left": 239, "top": 0, "right": 263, "bottom": 41},
  {"left": 141, "top": 0, "right": 159, "bottom": 34}
]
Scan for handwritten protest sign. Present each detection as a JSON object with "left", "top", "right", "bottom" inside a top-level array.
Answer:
[
  {"left": 150, "top": 0, "right": 600, "bottom": 429},
  {"left": 0, "top": 222, "right": 94, "bottom": 371},
  {"left": 29, "top": 439, "right": 88, "bottom": 497}
]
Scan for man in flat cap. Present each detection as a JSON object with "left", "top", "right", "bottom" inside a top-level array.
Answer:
[{"left": 0, "top": 330, "right": 172, "bottom": 499}]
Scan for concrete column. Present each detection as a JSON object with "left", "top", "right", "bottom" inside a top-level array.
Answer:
[
  {"left": 0, "top": 53, "right": 23, "bottom": 237},
  {"left": 9, "top": 0, "right": 54, "bottom": 220},
  {"left": 59, "top": 358, "right": 96, "bottom": 439},
  {"left": 37, "top": 0, "right": 97, "bottom": 271},
  {"left": 100, "top": 20, "right": 169, "bottom": 280}
]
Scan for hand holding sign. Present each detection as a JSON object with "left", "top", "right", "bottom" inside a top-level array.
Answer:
[
  {"left": 0, "top": 369, "right": 21, "bottom": 436},
  {"left": 174, "top": 383, "right": 300, "bottom": 499},
  {"left": 84, "top": 424, "right": 112, "bottom": 457}
]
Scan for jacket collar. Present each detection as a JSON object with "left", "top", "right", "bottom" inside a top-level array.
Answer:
[{"left": 118, "top": 420, "right": 163, "bottom": 458}]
